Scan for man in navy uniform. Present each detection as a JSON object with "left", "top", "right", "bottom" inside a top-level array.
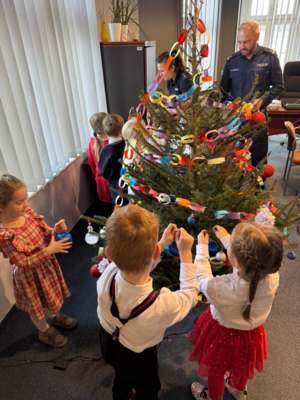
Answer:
[{"left": 220, "top": 21, "right": 283, "bottom": 167}]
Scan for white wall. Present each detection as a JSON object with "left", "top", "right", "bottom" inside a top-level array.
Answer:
[{"left": 0, "top": 153, "right": 97, "bottom": 322}]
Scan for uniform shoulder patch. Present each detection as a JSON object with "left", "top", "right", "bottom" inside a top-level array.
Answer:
[
  {"left": 227, "top": 51, "right": 239, "bottom": 61},
  {"left": 260, "top": 45, "right": 276, "bottom": 55}
]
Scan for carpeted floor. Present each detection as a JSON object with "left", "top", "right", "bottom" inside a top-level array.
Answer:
[{"left": 0, "top": 134, "right": 299, "bottom": 400}]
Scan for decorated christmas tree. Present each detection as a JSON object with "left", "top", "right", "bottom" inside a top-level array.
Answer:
[{"left": 83, "top": 1, "right": 300, "bottom": 288}]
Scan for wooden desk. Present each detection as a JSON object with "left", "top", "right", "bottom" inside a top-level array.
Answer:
[{"left": 268, "top": 108, "right": 300, "bottom": 136}]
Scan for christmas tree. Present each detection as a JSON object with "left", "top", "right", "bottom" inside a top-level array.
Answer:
[{"left": 83, "top": 1, "right": 300, "bottom": 288}]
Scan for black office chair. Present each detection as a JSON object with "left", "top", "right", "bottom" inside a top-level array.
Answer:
[
  {"left": 283, "top": 121, "right": 300, "bottom": 197},
  {"left": 281, "top": 62, "right": 300, "bottom": 106}
]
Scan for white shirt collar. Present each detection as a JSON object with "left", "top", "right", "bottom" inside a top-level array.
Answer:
[
  {"left": 109, "top": 137, "right": 123, "bottom": 144},
  {"left": 115, "top": 270, "right": 153, "bottom": 295}
]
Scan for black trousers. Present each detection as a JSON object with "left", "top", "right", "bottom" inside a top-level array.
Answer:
[
  {"left": 99, "top": 326, "right": 161, "bottom": 400},
  {"left": 249, "top": 129, "right": 268, "bottom": 167}
]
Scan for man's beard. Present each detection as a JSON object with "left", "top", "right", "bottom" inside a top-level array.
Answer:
[{"left": 241, "top": 43, "right": 257, "bottom": 56}]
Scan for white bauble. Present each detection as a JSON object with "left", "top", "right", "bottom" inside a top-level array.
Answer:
[
  {"left": 85, "top": 232, "right": 99, "bottom": 245},
  {"left": 215, "top": 251, "right": 226, "bottom": 262}
]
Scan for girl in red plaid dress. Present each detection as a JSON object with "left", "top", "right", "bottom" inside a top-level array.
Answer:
[{"left": 0, "top": 174, "right": 77, "bottom": 348}]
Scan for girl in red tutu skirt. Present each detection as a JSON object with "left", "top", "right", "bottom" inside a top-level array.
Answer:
[{"left": 190, "top": 222, "right": 284, "bottom": 400}]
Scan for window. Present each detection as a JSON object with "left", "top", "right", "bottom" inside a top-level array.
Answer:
[
  {"left": 239, "top": 0, "right": 300, "bottom": 69},
  {"left": 182, "top": 0, "right": 222, "bottom": 89}
]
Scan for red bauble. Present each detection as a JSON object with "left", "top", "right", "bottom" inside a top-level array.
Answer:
[
  {"left": 261, "top": 164, "right": 275, "bottom": 178},
  {"left": 249, "top": 112, "right": 266, "bottom": 126},
  {"left": 90, "top": 265, "right": 101, "bottom": 278}
]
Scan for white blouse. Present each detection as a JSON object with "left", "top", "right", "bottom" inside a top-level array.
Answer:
[{"left": 196, "top": 235, "right": 279, "bottom": 330}]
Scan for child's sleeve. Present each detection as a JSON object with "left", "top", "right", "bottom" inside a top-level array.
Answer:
[
  {"left": 195, "top": 234, "right": 231, "bottom": 305},
  {"left": 194, "top": 244, "right": 219, "bottom": 304},
  {"left": 88, "top": 140, "right": 97, "bottom": 177},
  {"left": 0, "top": 239, "right": 52, "bottom": 269},
  {"left": 157, "top": 262, "right": 199, "bottom": 328},
  {"left": 220, "top": 234, "right": 231, "bottom": 249},
  {"left": 98, "top": 149, "right": 110, "bottom": 181},
  {"left": 26, "top": 208, "right": 56, "bottom": 241}
]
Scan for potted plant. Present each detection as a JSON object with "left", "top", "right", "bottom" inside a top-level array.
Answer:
[
  {"left": 109, "top": 0, "right": 149, "bottom": 42},
  {"left": 108, "top": 0, "right": 122, "bottom": 41}
]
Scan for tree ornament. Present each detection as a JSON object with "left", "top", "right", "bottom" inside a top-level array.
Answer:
[
  {"left": 187, "top": 214, "right": 196, "bottom": 224},
  {"left": 56, "top": 232, "right": 72, "bottom": 242},
  {"left": 249, "top": 112, "right": 266, "bottom": 126},
  {"left": 85, "top": 222, "right": 99, "bottom": 245},
  {"left": 169, "top": 241, "right": 179, "bottom": 257},
  {"left": 287, "top": 251, "right": 296, "bottom": 260},
  {"left": 208, "top": 238, "right": 219, "bottom": 256},
  {"left": 255, "top": 206, "right": 275, "bottom": 226},
  {"left": 261, "top": 164, "right": 275, "bottom": 178},
  {"left": 100, "top": 227, "right": 106, "bottom": 238},
  {"left": 90, "top": 265, "right": 101, "bottom": 278},
  {"left": 215, "top": 251, "right": 226, "bottom": 262}
]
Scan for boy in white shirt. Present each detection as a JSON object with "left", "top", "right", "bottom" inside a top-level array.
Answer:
[{"left": 97, "top": 205, "right": 198, "bottom": 400}]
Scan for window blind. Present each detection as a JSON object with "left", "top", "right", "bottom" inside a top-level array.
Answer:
[{"left": 0, "top": 0, "right": 107, "bottom": 193}]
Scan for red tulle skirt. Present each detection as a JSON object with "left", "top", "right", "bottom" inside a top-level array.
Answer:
[{"left": 189, "top": 307, "right": 267, "bottom": 387}]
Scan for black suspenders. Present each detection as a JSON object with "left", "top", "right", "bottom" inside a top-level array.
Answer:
[{"left": 109, "top": 273, "right": 159, "bottom": 340}]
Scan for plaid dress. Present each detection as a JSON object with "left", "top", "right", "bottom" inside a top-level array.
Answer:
[{"left": 0, "top": 208, "right": 70, "bottom": 321}]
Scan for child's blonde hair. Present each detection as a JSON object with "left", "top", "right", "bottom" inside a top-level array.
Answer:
[
  {"left": 122, "top": 118, "right": 145, "bottom": 164},
  {"left": 231, "top": 222, "right": 284, "bottom": 322},
  {"left": 105, "top": 205, "right": 159, "bottom": 274},
  {"left": 102, "top": 114, "right": 124, "bottom": 138},
  {"left": 89, "top": 112, "right": 107, "bottom": 161},
  {"left": 0, "top": 174, "right": 26, "bottom": 223}
]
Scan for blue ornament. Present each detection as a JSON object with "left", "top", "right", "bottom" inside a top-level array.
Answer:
[
  {"left": 169, "top": 241, "right": 179, "bottom": 257},
  {"left": 93, "top": 132, "right": 97, "bottom": 137},
  {"left": 56, "top": 232, "right": 72, "bottom": 243},
  {"left": 208, "top": 238, "right": 219, "bottom": 256},
  {"left": 287, "top": 251, "right": 296, "bottom": 260},
  {"left": 187, "top": 214, "right": 196, "bottom": 224}
]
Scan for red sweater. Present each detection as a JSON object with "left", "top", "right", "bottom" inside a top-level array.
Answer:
[{"left": 88, "top": 138, "right": 112, "bottom": 203}]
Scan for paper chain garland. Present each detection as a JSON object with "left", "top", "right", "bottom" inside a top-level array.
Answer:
[{"left": 137, "top": 17, "right": 212, "bottom": 114}]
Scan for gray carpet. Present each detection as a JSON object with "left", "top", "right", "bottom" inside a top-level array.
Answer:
[{"left": 0, "top": 134, "right": 299, "bottom": 400}]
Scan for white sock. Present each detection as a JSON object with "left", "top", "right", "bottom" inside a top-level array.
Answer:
[
  {"left": 31, "top": 316, "right": 50, "bottom": 332},
  {"left": 43, "top": 308, "right": 57, "bottom": 318}
]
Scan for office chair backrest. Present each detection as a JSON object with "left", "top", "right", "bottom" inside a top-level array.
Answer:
[
  {"left": 282, "top": 62, "right": 300, "bottom": 106},
  {"left": 284, "top": 121, "right": 296, "bottom": 151}
]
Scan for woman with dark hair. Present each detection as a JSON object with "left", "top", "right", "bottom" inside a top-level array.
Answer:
[{"left": 156, "top": 51, "right": 193, "bottom": 115}]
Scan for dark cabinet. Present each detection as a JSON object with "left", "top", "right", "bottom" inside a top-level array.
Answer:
[{"left": 100, "top": 41, "right": 156, "bottom": 121}]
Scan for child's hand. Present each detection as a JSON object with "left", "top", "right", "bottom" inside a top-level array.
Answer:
[
  {"left": 212, "top": 225, "right": 229, "bottom": 239},
  {"left": 159, "top": 224, "right": 178, "bottom": 250},
  {"left": 198, "top": 230, "right": 209, "bottom": 245},
  {"left": 175, "top": 228, "right": 194, "bottom": 263},
  {"left": 54, "top": 219, "right": 67, "bottom": 234},
  {"left": 47, "top": 236, "right": 72, "bottom": 255}
]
